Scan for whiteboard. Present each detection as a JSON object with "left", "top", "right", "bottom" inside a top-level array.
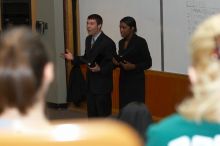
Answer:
[
  {"left": 79, "top": 0, "right": 161, "bottom": 71},
  {"left": 163, "top": 0, "right": 220, "bottom": 74}
]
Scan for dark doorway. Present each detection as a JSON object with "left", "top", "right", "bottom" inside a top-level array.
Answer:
[{"left": 1, "top": 0, "right": 32, "bottom": 29}]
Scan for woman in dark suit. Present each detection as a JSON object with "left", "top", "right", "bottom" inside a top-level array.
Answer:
[{"left": 113, "top": 16, "right": 152, "bottom": 109}]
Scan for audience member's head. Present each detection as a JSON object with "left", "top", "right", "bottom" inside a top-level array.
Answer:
[
  {"left": 146, "top": 14, "right": 220, "bottom": 146},
  {"left": 117, "top": 102, "right": 152, "bottom": 141},
  {"left": 177, "top": 14, "right": 220, "bottom": 122},
  {"left": 0, "top": 26, "right": 54, "bottom": 116}
]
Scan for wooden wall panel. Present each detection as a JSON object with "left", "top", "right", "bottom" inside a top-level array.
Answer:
[
  {"left": 145, "top": 70, "right": 190, "bottom": 121},
  {"left": 80, "top": 66, "right": 190, "bottom": 120},
  {"left": 112, "top": 68, "right": 120, "bottom": 114}
]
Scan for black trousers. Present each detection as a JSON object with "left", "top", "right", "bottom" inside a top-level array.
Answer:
[{"left": 87, "top": 91, "right": 112, "bottom": 117}]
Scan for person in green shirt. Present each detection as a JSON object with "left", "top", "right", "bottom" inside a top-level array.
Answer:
[{"left": 146, "top": 13, "right": 220, "bottom": 146}]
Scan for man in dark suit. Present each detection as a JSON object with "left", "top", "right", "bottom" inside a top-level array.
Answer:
[{"left": 63, "top": 14, "right": 116, "bottom": 117}]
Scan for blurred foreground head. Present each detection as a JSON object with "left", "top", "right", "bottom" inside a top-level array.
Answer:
[
  {"left": 0, "top": 27, "right": 54, "bottom": 115},
  {"left": 178, "top": 14, "right": 220, "bottom": 122},
  {"left": 118, "top": 102, "right": 152, "bottom": 141}
]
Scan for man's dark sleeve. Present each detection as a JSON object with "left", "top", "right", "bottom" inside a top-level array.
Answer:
[{"left": 99, "top": 41, "right": 116, "bottom": 75}]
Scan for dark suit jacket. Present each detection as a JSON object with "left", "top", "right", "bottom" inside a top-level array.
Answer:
[
  {"left": 67, "top": 65, "right": 86, "bottom": 105},
  {"left": 73, "top": 32, "right": 116, "bottom": 94},
  {"left": 118, "top": 34, "right": 152, "bottom": 108}
]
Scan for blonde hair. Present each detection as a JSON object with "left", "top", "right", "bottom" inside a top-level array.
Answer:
[{"left": 178, "top": 14, "right": 220, "bottom": 122}]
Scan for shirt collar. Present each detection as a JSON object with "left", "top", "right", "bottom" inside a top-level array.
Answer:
[{"left": 92, "top": 31, "right": 102, "bottom": 41}]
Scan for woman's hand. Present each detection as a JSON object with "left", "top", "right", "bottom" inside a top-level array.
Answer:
[
  {"left": 89, "top": 63, "right": 101, "bottom": 72},
  {"left": 120, "top": 60, "right": 136, "bottom": 70}
]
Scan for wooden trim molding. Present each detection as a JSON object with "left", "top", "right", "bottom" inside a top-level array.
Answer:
[
  {"left": 65, "top": 0, "right": 74, "bottom": 54},
  {"left": 0, "top": 0, "right": 2, "bottom": 30},
  {"left": 31, "top": 0, "right": 36, "bottom": 31},
  {"left": 63, "top": 0, "right": 74, "bottom": 82},
  {"left": 76, "top": 0, "right": 80, "bottom": 54}
]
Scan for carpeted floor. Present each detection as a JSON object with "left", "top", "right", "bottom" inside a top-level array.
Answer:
[
  {"left": 45, "top": 102, "right": 118, "bottom": 120},
  {"left": 45, "top": 103, "right": 87, "bottom": 120}
]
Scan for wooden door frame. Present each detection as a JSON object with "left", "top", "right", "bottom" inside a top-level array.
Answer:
[
  {"left": 63, "top": 0, "right": 80, "bottom": 81},
  {"left": 31, "top": 0, "right": 36, "bottom": 31}
]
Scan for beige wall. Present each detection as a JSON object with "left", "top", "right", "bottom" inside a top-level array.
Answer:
[{"left": 36, "top": 0, "right": 67, "bottom": 104}]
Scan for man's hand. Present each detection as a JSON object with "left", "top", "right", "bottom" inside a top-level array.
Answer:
[
  {"left": 60, "top": 49, "right": 74, "bottom": 61},
  {"left": 112, "top": 57, "right": 120, "bottom": 66},
  {"left": 89, "top": 63, "right": 101, "bottom": 72},
  {"left": 120, "top": 60, "right": 136, "bottom": 71}
]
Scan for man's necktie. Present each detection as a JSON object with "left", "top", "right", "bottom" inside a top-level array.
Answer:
[{"left": 91, "top": 37, "right": 95, "bottom": 48}]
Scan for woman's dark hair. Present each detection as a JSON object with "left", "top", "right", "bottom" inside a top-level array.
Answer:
[
  {"left": 120, "top": 16, "right": 137, "bottom": 32},
  {"left": 0, "top": 27, "right": 49, "bottom": 115},
  {"left": 87, "top": 14, "right": 103, "bottom": 26}
]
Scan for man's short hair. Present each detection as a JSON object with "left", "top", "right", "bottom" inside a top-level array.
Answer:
[{"left": 87, "top": 14, "right": 103, "bottom": 25}]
